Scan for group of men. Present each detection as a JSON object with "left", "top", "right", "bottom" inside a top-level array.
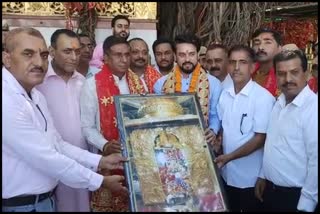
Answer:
[{"left": 2, "top": 14, "right": 318, "bottom": 212}]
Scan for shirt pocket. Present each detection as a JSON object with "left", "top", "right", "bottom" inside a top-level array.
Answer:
[{"left": 240, "top": 113, "right": 253, "bottom": 135}]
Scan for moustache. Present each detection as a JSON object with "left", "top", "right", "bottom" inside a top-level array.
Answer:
[
  {"left": 135, "top": 58, "right": 146, "bottom": 63},
  {"left": 282, "top": 82, "right": 297, "bottom": 88},
  {"left": 210, "top": 67, "right": 220, "bottom": 72},
  {"left": 160, "top": 60, "right": 169, "bottom": 64},
  {"left": 30, "top": 67, "right": 44, "bottom": 73},
  {"left": 257, "top": 51, "right": 267, "bottom": 56},
  {"left": 182, "top": 62, "right": 194, "bottom": 67}
]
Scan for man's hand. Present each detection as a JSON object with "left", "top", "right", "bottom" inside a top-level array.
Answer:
[
  {"left": 101, "top": 175, "right": 128, "bottom": 194},
  {"left": 254, "top": 178, "right": 266, "bottom": 202},
  {"left": 102, "top": 140, "right": 122, "bottom": 156},
  {"left": 98, "top": 153, "right": 128, "bottom": 171},
  {"left": 214, "top": 153, "right": 231, "bottom": 168},
  {"left": 205, "top": 128, "right": 216, "bottom": 145},
  {"left": 212, "top": 133, "right": 222, "bottom": 154}
]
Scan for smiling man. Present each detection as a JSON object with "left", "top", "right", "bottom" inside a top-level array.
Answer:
[
  {"left": 2, "top": 28, "right": 128, "bottom": 212},
  {"left": 154, "top": 33, "right": 222, "bottom": 145},
  {"left": 111, "top": 15, "right": 130, "bottom": 40}
]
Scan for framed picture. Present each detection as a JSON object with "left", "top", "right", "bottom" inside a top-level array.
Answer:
[{"left": 114, "top": 93, "right": 228, "bottom": 212}]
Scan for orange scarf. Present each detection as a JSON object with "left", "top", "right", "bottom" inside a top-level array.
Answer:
[
  {"left": 144, "top": 65, "right": 162, "bottom": 93},
  {"left": 95, "top": 64, "right": 145, "bottom": 142},
  {"left": 92, "top": 64, "right": 145, "bottom": 211},
  {"left": 162, "top": 63, "right": 210, "bottom": 120}
]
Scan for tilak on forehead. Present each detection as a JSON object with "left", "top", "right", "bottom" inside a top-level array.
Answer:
[{"left": 71, "top": 40, "right": 79, "bottom": 49}]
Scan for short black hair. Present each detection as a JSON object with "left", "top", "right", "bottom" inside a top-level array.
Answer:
[
  {"left": 228, "top": 45, "right": 256, "bottom": 62},
  {"left": 207, "top": 43, "right": 228, "bottom": 54},
  {"left": 77, "top": 33, "right": 90, "bottom": 39},
  {"left": 51, "top": 29, "right": 79, "bottom": 48},
  {"left": 102, "top": 35, "right": 129, "bottom": 54},
  {"left": 111, "top": 15, "right": 130, "bottom": 28},
  {"left": 174, "top": 33, "right": 201, "bottom": 52},
  {"left": 77, "top": 33, "right": 96, "bottom": 45},
  {"left": 252, "top": 28, "right": 283, "bottom": 46},
  {"left": 152, "top": 37, "right": 175, "bottom": 54},
  {"left": 273, "top": 50, "right": 308, "bottom": 73}
]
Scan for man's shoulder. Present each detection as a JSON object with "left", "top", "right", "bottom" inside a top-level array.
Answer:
[
  {"left": 252, "top": 82, "right": 276, "bottom": 103},
  {"left": 156, "top": 74, "right": 169, "bottom": 83}
]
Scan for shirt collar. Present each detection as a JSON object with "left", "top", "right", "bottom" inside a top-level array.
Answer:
[
  {"left": 113, "top": 74, "right": 126, "bottom": 83},
  {"left": 2, "top": 67, "right": 41, "bottom": 104},
  {"left": 46, "top": 60, "right": 84, "bottom": 81},
  {"left": 278, "top": 85, "right": 313, "bottom": 108},
  {"left": 227, "top": 79, "right": 254, "bottom": 97}
]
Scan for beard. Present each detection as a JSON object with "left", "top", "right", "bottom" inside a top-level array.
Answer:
[{"left": 180, "top": 62, "right": 196, "bottom": 74}]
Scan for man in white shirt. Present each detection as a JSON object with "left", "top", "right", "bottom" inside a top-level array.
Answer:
[
  {"left": 2, "top": 28, "right": 127, "bottom": 212},
  {"left": 80, "top": 36, "right": 145, "bottom": 211},
  {"left": 205, "top": 43, "right": 233, "bottom": 90},
  {"left": 255, "top": 50, "right": 318, "bottom": 212},
  {"left": 214, "top": 45, "right": 275, "bottom": 212}
]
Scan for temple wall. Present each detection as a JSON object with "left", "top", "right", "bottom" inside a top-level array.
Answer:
[{"left": 2, "top": 2, "right": 158, "bottom": 64}]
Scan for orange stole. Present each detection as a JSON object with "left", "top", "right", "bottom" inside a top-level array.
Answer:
[
  {"left": 144, "top": 65, "right": 162, "bottom": 93},
  {"left": 92, "top": 64, "right": 145, "bottom": 212},
  {"left": 162, "top": 64, "right": 210, "bottom": 121}
]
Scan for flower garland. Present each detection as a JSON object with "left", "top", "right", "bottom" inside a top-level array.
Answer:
[{"left": 174, "top": 63, "right": 201, "bottom": 93}]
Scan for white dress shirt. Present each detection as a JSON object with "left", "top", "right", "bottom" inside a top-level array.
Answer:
[
  {"left": 217, "top": 79, "right": 275, "bottom": 188},
  {"left": 261, "top": 85, "right": 318, "bottom": 212},
  {"left": 80, "top": 74, "right": 130, "bottom": 153},
  {"left": 139, "top": 74, "right": 149, "bottom": 92},
  {"left": 221, "top": 73, "right": 233, "bottom": 90},
  {"left": 2, "top": 68, "right": 103, "bottom": 198}
]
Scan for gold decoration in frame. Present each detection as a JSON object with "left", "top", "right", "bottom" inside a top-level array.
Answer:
[{"left": 114, "top": 94, "right": 228, "bottom": 212}]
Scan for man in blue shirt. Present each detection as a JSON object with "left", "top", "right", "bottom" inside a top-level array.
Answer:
[{"left": 154, "top": 33, "right": 222, "bottom": 143}]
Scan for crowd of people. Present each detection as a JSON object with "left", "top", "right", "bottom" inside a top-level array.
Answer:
[{"left": 2, "top": 14, "right": 318, "bottom": 212}]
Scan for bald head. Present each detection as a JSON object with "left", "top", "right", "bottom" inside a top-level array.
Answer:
[
  {"left": 128, "top": 38, "right": 149, "bottom": 69},
  {"left": 4, "top": 28, "right": 45, "bottom": 53}
]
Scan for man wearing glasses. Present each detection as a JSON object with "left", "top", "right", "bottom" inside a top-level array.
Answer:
[
  {"left": 80, "top": 36, "right": 145, "bottom": 212},
  {"left": 213, "top": 45, "right": 275, "bottom": 212}
]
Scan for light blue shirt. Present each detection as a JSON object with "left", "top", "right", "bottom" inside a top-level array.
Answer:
[
  {"left": 154, "top": 72, "right": 222, "bottom": 134},
  {"left": 86, "top": 66, "right": 101, "bottom": 79}
]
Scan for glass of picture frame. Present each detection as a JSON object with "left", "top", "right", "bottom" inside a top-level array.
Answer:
[{"left": 114, "top": 93, "right": 228, "bottom": 212}]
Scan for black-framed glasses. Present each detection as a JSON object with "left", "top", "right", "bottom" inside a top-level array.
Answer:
[{"left": 240, "top": 113, "right": 247, "bottom": 135}]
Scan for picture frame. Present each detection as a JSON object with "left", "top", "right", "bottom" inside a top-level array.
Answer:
[{"left": 114, "top": 93, "right": 228, "bottom": 212}]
